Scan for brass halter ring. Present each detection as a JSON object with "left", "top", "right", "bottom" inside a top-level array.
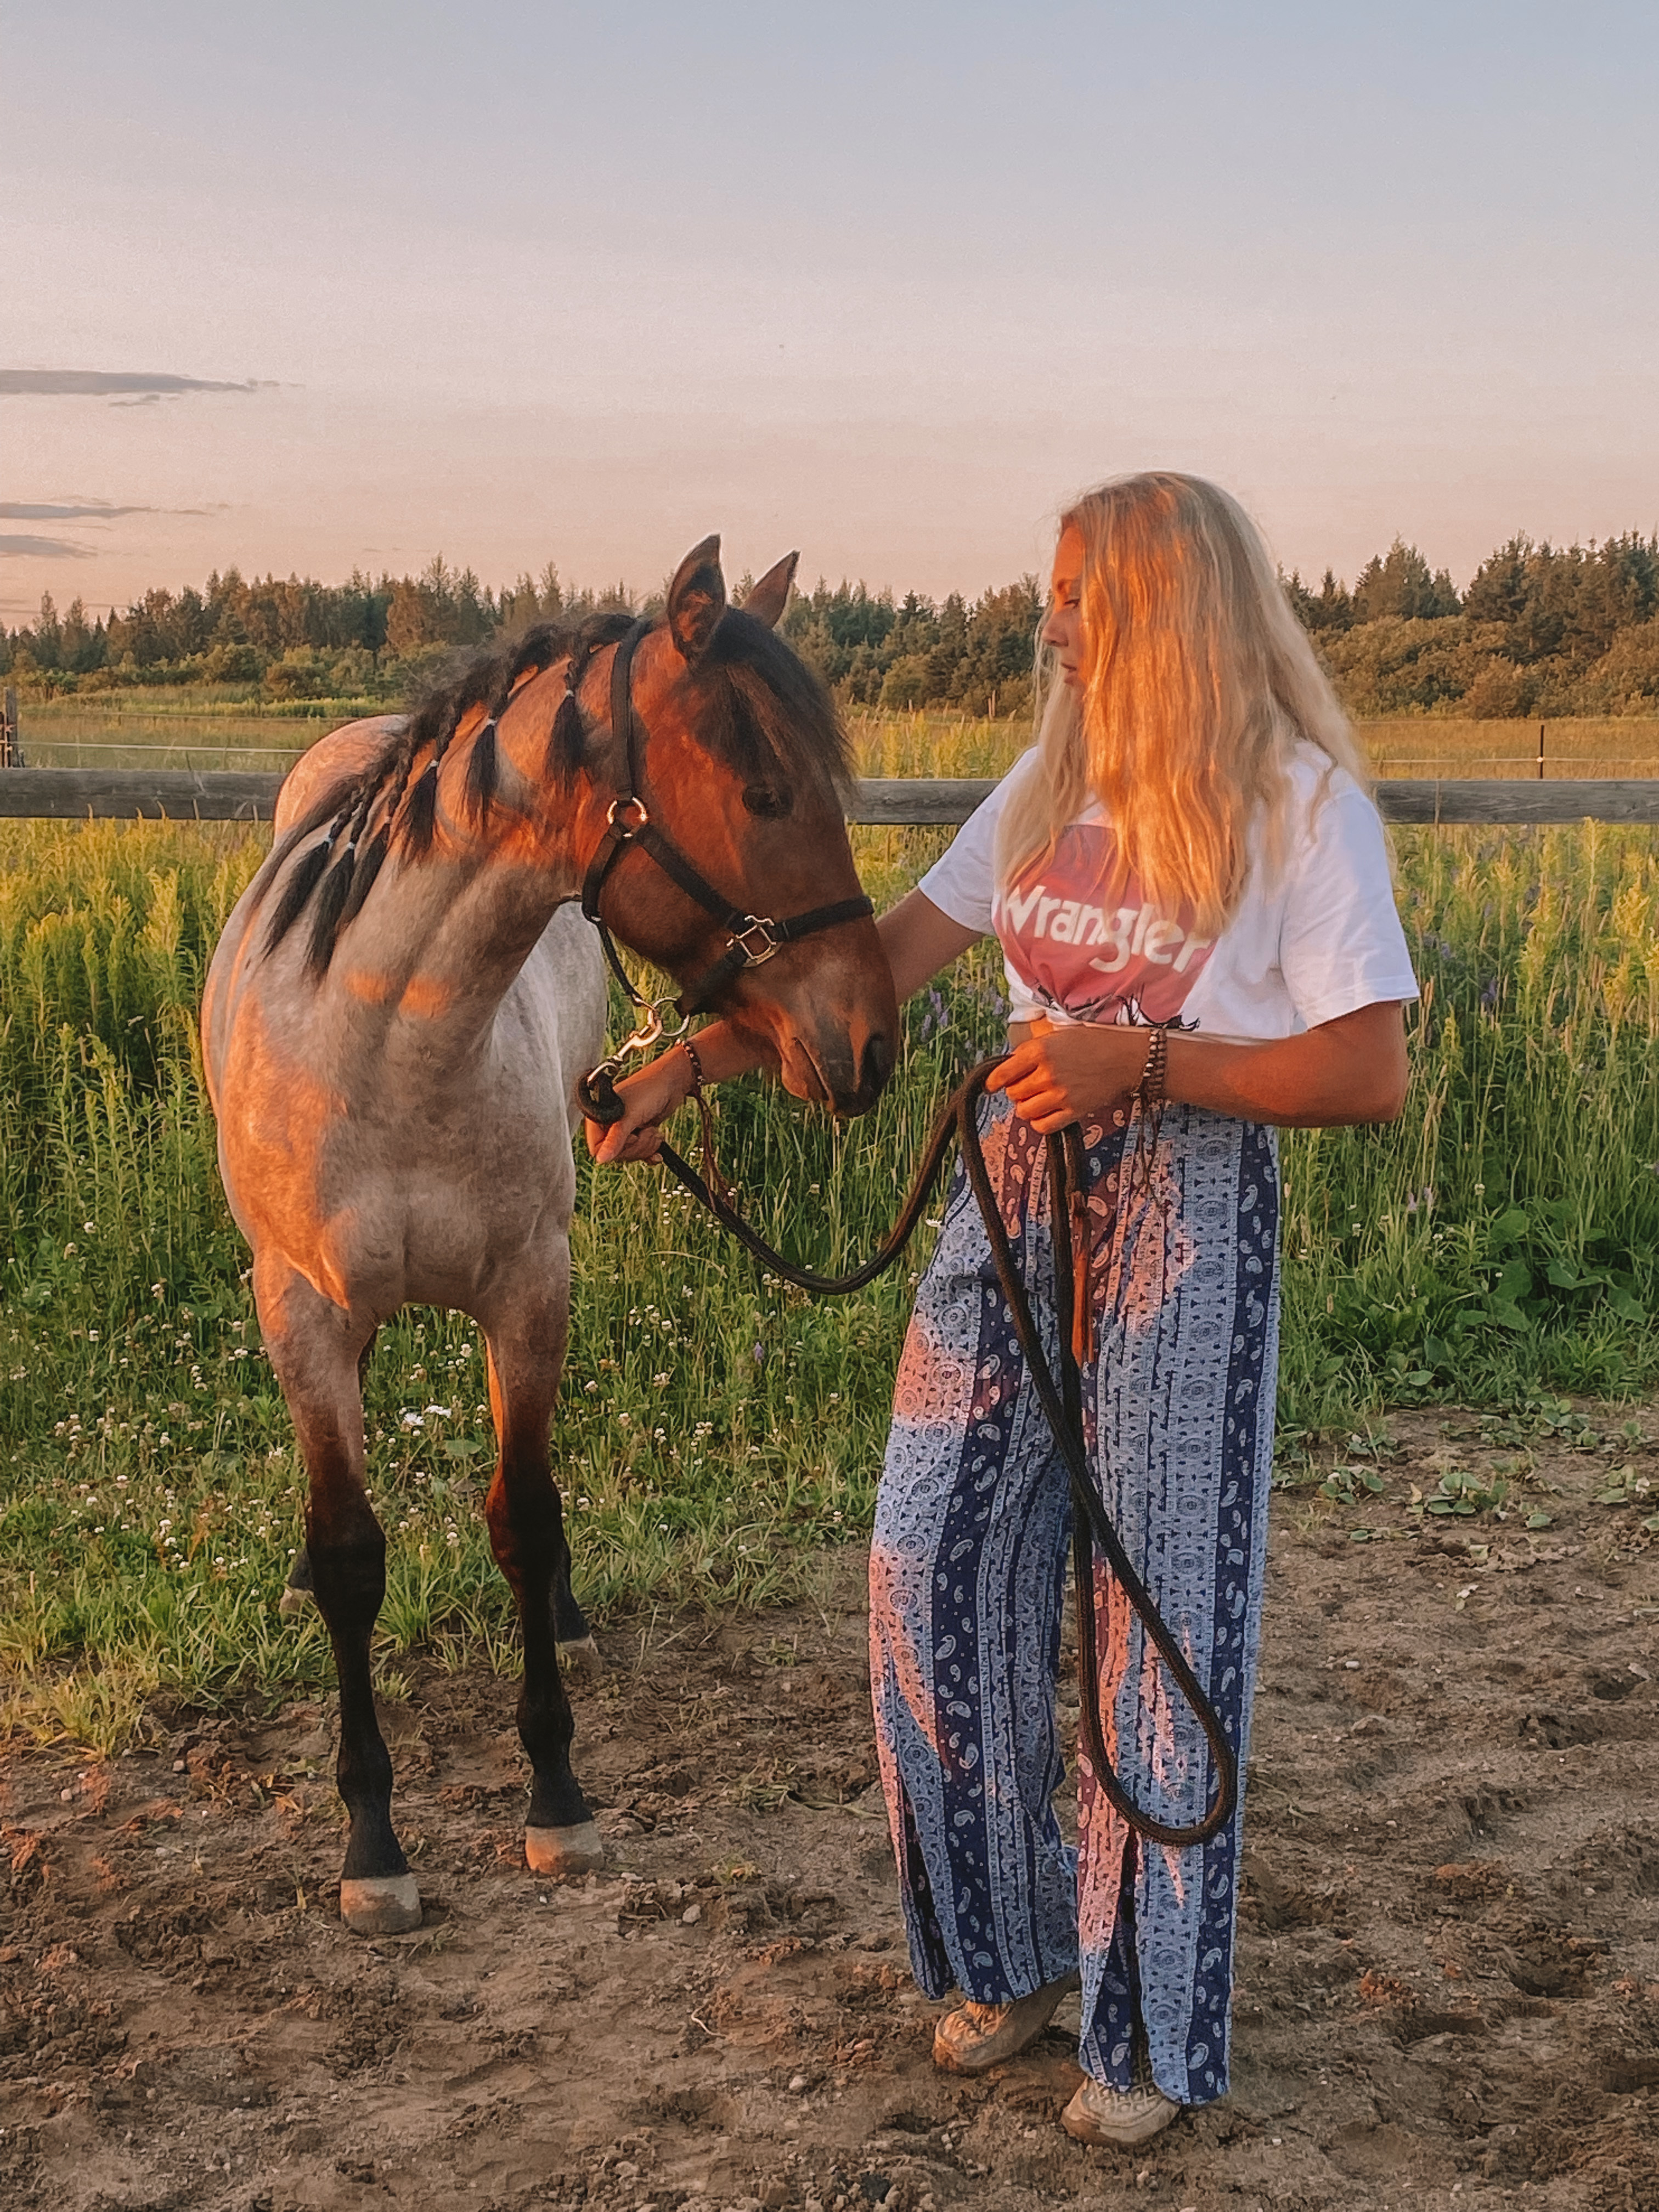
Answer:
[{"left": 586, "top": 992, "right": 692, "bottom": 1092}]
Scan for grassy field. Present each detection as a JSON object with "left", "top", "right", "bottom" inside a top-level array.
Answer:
[
  {"left": 6, "top": 714, "right": 1659, "bottom": 1748},
  {"left": 14, "top": 690, "right": 1659, "bottom": 781}
]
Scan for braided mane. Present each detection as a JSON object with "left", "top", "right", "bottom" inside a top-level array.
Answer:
[{"left": 259, "top": 605, "right": 852, "bottom": 980}]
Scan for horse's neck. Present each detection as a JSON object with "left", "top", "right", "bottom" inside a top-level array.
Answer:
[{"left": 328, "top": 735, "right": 592, "bottom": 1057}]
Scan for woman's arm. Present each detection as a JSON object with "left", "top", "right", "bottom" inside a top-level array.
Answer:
[
  {"left": 989, "top": 999, "right": 1410, "bottom": 1133},
  {"left": 584, "top": 889, "right": 984, "bottom": 1164}
]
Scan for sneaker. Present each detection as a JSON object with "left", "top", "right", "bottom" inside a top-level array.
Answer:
[
  {"left": 932, "top": 1971, "right": 1081, "bottom": 2074},
  {"left": 1060, "top": 2048, "right": 1180, "bottom": 2148}
]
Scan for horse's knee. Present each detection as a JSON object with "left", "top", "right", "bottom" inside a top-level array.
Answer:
[{"left": 306, "top": 1524, "right": 387, "bottom": 1624}]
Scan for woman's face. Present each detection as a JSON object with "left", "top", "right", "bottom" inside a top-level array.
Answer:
[{"left": 1041, "top": 523, "right": 1085, "bottom": 689}]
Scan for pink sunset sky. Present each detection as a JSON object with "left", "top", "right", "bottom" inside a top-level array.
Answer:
[{"left": 4, "top": 0, "right": 1656, "bottom": 621}]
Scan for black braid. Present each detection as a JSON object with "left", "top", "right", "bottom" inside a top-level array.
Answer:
[{"left": 258, "top": 608, "right": 637, "bottom": 979}]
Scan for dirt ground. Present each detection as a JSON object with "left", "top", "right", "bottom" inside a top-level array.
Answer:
[{"left": 3, "top": 1405, "right": 1658, "bottom": 2212}]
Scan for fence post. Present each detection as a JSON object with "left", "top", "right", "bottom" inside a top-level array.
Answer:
[
  {"left": 1538, "top": 720, "right": 1546, "bottom": 781},
  {"left": 0, "top": 689, "right": 20, "bottom": 769}
]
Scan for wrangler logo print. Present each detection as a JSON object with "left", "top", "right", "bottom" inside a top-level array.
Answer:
[{"left": 994, "top": 823, "right": 1215, "bottom": 1026}]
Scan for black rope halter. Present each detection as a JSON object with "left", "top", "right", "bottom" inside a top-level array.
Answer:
[{"left": 573, "top": 618, "right": 872, "bottom": 1110}]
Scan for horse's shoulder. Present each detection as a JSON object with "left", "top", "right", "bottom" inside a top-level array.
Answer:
[{"left": 275, "top": 716, "right": 405, "bottom": 836}]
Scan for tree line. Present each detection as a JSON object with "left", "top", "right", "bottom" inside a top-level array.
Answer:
[{"left": 4, "top": 531, "right": 1658, "bottom": 720}]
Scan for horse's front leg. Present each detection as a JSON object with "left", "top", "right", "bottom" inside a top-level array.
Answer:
[
  {"left": 258, "top": 1263, "right": 420, "bottom": 1936},
  {"left": 482, "top": 1254, "right": 605, "bottom": 1880}
]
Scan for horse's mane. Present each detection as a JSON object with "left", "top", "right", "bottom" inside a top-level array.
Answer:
[{"left": 259, "top": 606, "right": 852, "bottom": 979}]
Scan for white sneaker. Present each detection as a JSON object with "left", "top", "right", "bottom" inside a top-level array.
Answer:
[
  {"left": 1061, "top": 2049, "right": 1180, "bottom": 2147},
  {"left": 932, "top": 1971, "right": 1080, "bottom": 2074}
]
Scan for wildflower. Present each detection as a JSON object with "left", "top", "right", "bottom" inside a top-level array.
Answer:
[
  {"left": 753, "top": 1342, "right": 766, "bottom": 1366},
  {"left": 653, "top": 1372, "right": 670, "bottom": 1388},
  {"left": 424, "top": 1403, "right": 452, "bottom": 1419},
  {"left": 400, "top": 1412, "right": 425, "bottom": 1431},
  {"left": 584, "top": 1380, "right": 599, "bottom": 1393}
]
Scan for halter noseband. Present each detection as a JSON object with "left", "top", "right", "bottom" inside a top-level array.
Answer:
[{"left": 575, "top": 616, "right": 873, "bottom": 1030}]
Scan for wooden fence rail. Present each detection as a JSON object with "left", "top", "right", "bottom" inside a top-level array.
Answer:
[{"left": 4, "top": 768, "right": 1659, "bottom": 827}]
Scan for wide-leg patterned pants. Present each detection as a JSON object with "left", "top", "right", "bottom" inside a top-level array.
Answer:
[{"left": 869, "top": 1090, "right": 1279, "bottom": 2107}]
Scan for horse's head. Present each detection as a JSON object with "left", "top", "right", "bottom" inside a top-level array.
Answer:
[{"left": 568, "top": 537, "right": 896, "bottom": 1117}]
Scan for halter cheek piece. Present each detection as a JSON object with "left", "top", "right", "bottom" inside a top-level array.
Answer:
[{"left": 574, "top": 616, "right": 873, "bottom": 1118}]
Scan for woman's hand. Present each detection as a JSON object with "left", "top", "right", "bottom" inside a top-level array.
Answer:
[
  {"left": 583, "top": 1046, "right": 696, "bottom": 1166},
  {"left": 986, "top": 1018, "right": 1150, "bottom": 1132}
]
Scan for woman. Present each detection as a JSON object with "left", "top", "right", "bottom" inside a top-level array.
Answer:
[{"left": 588, "top": 473, "right": 1415, "bottom": 2148}]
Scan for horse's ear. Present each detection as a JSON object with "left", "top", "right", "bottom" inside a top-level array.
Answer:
[
  {"left": 667, "top": 534, "right": 725, "bottom": 664},
  {"left": 743, "top": 551, "right": 798, "bottom": 630}
]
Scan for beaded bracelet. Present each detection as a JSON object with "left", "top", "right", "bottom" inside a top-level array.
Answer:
[
  {"left": 1139, "top": 1024, "right": 1168, "bottom": 1109},
  {"left": 679, "top": 1034, "right": 707, "bottom": 1094}
]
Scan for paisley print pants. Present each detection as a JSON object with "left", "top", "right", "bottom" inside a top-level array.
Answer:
[{"left": 869, "top": 1090, "right": 1279, "bottom": 2107}]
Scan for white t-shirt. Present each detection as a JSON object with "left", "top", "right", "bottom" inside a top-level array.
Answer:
[{"left": 918, "top": 746, "right": 1418, "bottom": 1045}]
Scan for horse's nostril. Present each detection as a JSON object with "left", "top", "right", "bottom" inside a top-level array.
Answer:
[{"left": 864, "top": 1030, "right": 894, "bottom": 1092}]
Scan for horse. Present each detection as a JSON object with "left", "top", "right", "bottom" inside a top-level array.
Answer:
[{"left": 200, "top": 538, "right": 898, "bottom": 1936}]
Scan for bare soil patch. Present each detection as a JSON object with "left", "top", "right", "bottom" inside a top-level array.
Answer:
[{"left": 3, "top": 1407, "right": 1658, "bottom": 2212}]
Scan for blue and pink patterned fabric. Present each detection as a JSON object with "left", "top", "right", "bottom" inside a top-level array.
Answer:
[{"left": 869, "top": 1088, "right": 1279, "bottom": 2106}]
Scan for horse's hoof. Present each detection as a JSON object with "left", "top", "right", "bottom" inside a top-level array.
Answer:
[
  {"left": 557, "top": 1635, "right": 603, "bottom": 1679},
  {"left": 526, "top": 1821, "right": 606, "bottom": 1878},
  {"left": 278, "top": 1585, "right": 314, "bottom": 1619},
  {"left": 340, "top": 1874, "right": 422, "bottom": 1935}
]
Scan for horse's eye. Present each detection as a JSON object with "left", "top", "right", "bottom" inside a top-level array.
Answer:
[{"left": 742, "top": 783, "right": 793, "bottom": 819}]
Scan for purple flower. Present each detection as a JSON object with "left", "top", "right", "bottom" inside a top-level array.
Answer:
[{"left": 753, "top": 1342, "right": 766, "bottom": 1365}]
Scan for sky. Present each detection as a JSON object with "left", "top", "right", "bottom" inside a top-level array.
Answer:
[{"left": 3, "top": 0, "right": 1657, "bottom": 620}]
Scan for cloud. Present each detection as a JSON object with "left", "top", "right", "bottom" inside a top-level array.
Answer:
[
  {"left": 0, "top": 501, "right": 156, "bottom": 521},
  {"left": 0, "top": 370, "right": 274, "bottom": 398},
  {"left": 0, "top": 535, "right": 97, "bottom": 559}
]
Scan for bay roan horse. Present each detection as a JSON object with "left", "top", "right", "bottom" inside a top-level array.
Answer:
[{"left": 201, "top": 539, "right": 897, "bottom": 1936}]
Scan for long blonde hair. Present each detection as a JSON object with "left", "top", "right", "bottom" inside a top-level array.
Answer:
[{"left": 996, "top": 472, "right": 1370, "bottom": 934}]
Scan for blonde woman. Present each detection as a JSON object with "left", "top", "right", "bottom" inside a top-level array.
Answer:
[{"left": 589, "top": 473, "right": 1415, "bottom": 2148}]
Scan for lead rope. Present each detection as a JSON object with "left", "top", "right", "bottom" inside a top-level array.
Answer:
[{"left": 638, "top": 1056, "right": 1237, "bottom": 1848}]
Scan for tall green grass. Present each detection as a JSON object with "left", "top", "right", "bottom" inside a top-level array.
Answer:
[{"left": 4, "top": 759, "right": 1659, "bottom": 1744}]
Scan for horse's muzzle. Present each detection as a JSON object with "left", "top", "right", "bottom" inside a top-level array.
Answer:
[{"left": 812, "top": 1023, "right": 894, "bottom": 1118}]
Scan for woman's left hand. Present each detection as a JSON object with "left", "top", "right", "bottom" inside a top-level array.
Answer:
[{"left": 986, "top": 1018, "right": 1151, "bottom": 1132}]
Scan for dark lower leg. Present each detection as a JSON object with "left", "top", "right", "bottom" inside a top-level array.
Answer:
[
  {"left": 307, "top": 1499, "right": 407, "bottom": 1882},
  {"left": 486, "top": 1469, "right": 590, "bottom": 1830}
]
